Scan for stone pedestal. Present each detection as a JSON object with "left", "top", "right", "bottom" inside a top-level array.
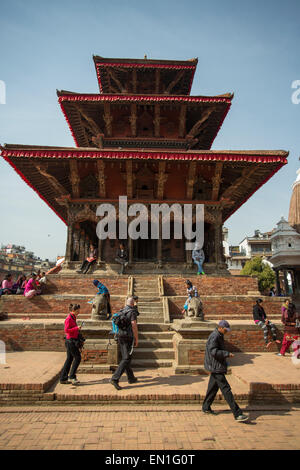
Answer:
[
  {"left": 78, "top": 321, "right": 119, "bottom": 373},
  {"left": 171, "top": 318, "right": 215, "bottom": 374}
]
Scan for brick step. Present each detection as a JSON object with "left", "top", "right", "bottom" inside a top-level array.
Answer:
[
  {"left": 138, "top": 339, "right": 173, "bottom": 348},
  {"left": 137, "top": 323, "right": 172, "bottom": 332},
  {"left": 137, "top": 317, "right": 164, "bottom": 323},
  {"left": 138, "top": 309, "right": 163, "bottom": 314},
  {"left": 139, "top": 332, "right": 174, "bottom": 340},
  {"left": 131, "top": 359, "right": 174, "bottom": 368},
  {"left": 134, "top": 348, "right": 175, "bottom": 360},
  {"left": 134, "top": 291, "right": 160, "bottom": 295}
]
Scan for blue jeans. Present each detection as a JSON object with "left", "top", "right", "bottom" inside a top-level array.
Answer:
[{"left": 193, "top": 259, "right": 203, "bottom": 273}]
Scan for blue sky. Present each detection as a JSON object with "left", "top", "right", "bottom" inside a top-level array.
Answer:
[{"left": 0, "top": 0, "right": 299, "bottom": 261}]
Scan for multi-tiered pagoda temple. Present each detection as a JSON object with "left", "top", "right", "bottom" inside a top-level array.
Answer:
[{"left": 1, "top": 55, "right": 288, "bottom": 274}]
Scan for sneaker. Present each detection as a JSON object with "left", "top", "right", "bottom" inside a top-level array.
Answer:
[
  {"left": 110, "top": 379, "right": 122, "bottom": 390},
  {"left": 277, "top": 353, "right": 284, "bottom": 356},
  {"left": 60, "top": 380, "right": 71, "bottom": 384},
  {"left": 202, "top": 408, "right": 217, "bottom": 415},
  {"left": 71, "top": 378, "right": 80, "bottom": 385},
  {"left": 235, "top": 414, "right": 248, "bottom": 422},
  {"left": 201, "top": 271, "right": 205, "bottom": 275},
  {"left": 128, "top": 377, "right": 138, "bottom": 384},
  {"left": 197, "top": 272, "right": 201, "bottom": 275}
]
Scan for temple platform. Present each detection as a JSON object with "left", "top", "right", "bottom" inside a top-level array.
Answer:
[
  {"left": 0, "top": 351, "right": 299, "bottom": 406},
  {"left": 0, "top": 274, "right": 291, "bottom": 378}
]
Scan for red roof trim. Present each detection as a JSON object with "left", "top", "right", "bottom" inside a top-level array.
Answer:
[
  {"left": 59, "top": 101, "right": 79, "bottom": 147},
  {"left": 58, "top": 94, "right": 232, "bottom": 104},
  {"left": 95, "top": 62, "right": 197, "bottom": 94},
  {"left": 1, "top": 148, "right": 288, "bottom": 164},
  {"left": 2, "top": 155, "right": 67, "bottom": 225}
]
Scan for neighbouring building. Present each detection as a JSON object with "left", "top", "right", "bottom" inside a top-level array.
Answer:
[
  {"left": 0, "top": 55, "right": 288, "bottom": 275},
  {"left": 0, "top": 244, "right": 55, "bottom": 281},
  {"left": 270, "top": 166, "right": 300, "bottom": 301},
  {"left": 224, "top": 229, "right": 274, "bottom": 275}
]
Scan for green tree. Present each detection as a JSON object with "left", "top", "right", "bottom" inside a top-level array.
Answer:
[{"left": 240, "top": 256, "right": 275, "bottom": 293}]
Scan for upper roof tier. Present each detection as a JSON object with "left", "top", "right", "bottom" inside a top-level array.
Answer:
[
  {"left": 93, "top": 55, "right": 198, "bottom": 95},
  {"left": 57, "top": 91, "right": 233, "bottom": 150}
]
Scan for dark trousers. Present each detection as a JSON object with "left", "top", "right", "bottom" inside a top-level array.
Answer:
[
  {"left": 115, "top": 256, "right": 128, "bottom": 274},
  {"left": 79, "top": 259, "right": 96, "bottom": 274},
  {"left": 60, "top": 339, "right": 81, "bottom": 381},
  {"left": 112, "top": 338, "right": 135, "bottom": 382},
  {"left": 202, "top": 373, "right": 242, "bottom": 418}
]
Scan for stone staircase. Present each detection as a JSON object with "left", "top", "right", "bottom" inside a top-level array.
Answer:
[{"left": 132, "top": 277, "right": 175, "bottom": 368}]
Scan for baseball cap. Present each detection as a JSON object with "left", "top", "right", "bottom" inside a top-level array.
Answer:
[{"left": 218, "top": 320, "right": 231, "bottom": 332}]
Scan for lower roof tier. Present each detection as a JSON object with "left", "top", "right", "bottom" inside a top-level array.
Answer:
[{"left": 1, "top": 145, "right": 288, "bottom": 225}]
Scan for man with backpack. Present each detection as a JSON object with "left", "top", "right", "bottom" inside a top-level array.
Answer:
[{"left": 110, "top": 297, "right": 139, "bottom": 390}]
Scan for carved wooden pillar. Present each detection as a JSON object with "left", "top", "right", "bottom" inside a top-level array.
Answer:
[
  {"left": 85, "top": 235, "right": 90, "bottom": 259},
  {"left": 157, "top": 213, "right": 162, "bottom": 266},
  {"left": 128, "top": 216, "right": 133, "bottom": 264},
  {"left": 97, "top": 238, "right": 103, "bottom": 263},
  {"left": 65, "top": 223, "right": 74, "bottom": 263},
  {"left": 79, "top": 231, "right": 85, "bottom": 261},
  {"left": 214, "top": 212, "right": 223, "bottom": 268},
  {"left": 73, "top": 229, "right": 80, "bottom": 261}
]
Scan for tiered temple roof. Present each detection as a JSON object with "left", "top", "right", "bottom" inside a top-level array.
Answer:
[{"left": 0, "top": 55, "right": 289, "bottom": 232}]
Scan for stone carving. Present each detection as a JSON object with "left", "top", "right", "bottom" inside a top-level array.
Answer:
[
  {"left": 186, "top": 296, "right": 204, "bottom": 320},
  {"left": 91, "top": 294, "right": 108, "bottom": 320}
]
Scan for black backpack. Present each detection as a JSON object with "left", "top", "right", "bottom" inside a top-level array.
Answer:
[{"left": 112, "top": 308, "right": 132, "bottom": 332}]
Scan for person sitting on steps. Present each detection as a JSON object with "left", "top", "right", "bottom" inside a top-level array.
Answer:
[
  {"left": 77, "top": 243, "right": 98, "bottom": 274},
  {"left": 115, "top": 242, "right": 129, "bottom": 275},
  {"left": 253, "top": 298, "right": 281, "bottom": 349}
]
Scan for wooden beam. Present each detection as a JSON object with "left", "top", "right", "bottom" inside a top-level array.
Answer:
[
  {"left": 154, "top": 104, "right": 161, "bottom": 138},
  {"left": 107, "top": 68, "right": 126, "bottom": 92},
  {"left": 178, "top": 104, "right": 187, "bottom": 138},
  {"left": 156, "top": 161, "right": 168, "bottom": 199},
  {"left": 155, "top": 69, "right": 160, "bottom": 94},
  {"left": 35, "top": 163, "right": 69, "bottom": 196},
  {"left": 165, "top": 70, "right": 185, "bottom": 94},
  {"left": 186, "top": 161, "right": 197, "bottom": 199},
  {"left": 132, "top": 70, "right": 137, "bottom": 93},
  {"left": 220, "top": 166, "right": 259, "bottom": 200},
  {"left": 129, "top": 103, "right": 137, "bottom": 137},
  {"left": 77, "top": 105, "right": 104, "bottom": 148},
  {"left": 186, "top": 106, "right": 217, "bottom": 139},
  {"left": 69, "top": 160, "right": 80, "bottom": 198},
  {"left": 212, "top": 162, "right": 223, "bottom": 201},
  {"left": 96, "top": 160, "right": 106, "bottom": 198},
  {"left": 126, "top": 160, "right": 134, "bottom": 198},
  {"left": 103, "top": 103, "right": 113, "bottom": 136}
]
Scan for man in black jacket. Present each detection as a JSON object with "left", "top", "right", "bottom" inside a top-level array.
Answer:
[
  {"left": 115, "top": 242, "right": 129, "bottom": 275},
  {"left": 202, "top": 320, "right": 248, "bottom": 422},
  {"left": 110, "top": 297, "right": 139, "bottom": 390}
]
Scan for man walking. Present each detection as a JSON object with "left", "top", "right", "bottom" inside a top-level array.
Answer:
[
  {"left": 202, "top": 320, "right": 248, "bottom": 422},
  {"left": 110, "top": 297, "right": 139, "bottom": 390}
]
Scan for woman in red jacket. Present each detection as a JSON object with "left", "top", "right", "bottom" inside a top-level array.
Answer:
[{"left": 60, "top": 304, "right": 82, "bottom": 385}]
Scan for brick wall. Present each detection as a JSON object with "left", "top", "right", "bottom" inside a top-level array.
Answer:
[
  {"left": 164, "top": 276, "right": 258, "bottom": 296},
  {"left": 0, "top": 322, "right": 285, "bottom": 356},
  {"left": 169, "top": 297, "right": 284, "bottom": 320},
  {"left": 44, "top": 276, "right": 128, "bottom": 295},
  {"left": 82, "top": 350, "right": 108, "bottom": 363},
  {"left": 0, "top": 295, "right": 126, "bottom": 317}
]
